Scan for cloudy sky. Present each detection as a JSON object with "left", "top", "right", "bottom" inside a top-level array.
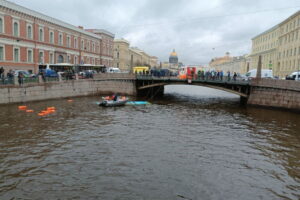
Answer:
[{"left": 11, "top": 0, "right": 300, "bottom": 65}]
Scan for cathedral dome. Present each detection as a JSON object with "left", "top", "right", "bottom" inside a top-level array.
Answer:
[{"left": 169, "top": 49, "right": 178, "bottom": 64}]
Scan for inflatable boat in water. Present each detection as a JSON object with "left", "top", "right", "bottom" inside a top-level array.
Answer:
[{"left": 99, "top": 97, "right": 128, "bottom": 107}]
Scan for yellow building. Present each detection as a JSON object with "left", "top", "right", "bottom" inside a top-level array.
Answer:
[
  {"left": 209, "top": 52, "right": 232, "bottom": 68},
  {"left": 113, "top": 39, "right": 130, "bottom": 72},
  {"left": 250, "top": 25, "right": 279, "bottom": 73},
  {"left": 113, "top": 39, "right": 158, "bottom": 72},
  {"left": 210, "top": 54, "right": 249, "bottom": 74},
  {"left": 277, "top": 10, "right": 300, "bottom": 78}
]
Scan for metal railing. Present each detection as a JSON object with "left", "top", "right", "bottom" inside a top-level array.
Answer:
[
  {"left": 136, "top": 74, "right": 250, "bottom": 85},
  {"left": 0, "top": 77, "right": 14, "bottom": 85},
  {"left": 45, "top": 77, "right": 59, "bottom": 82},
  {"left": 23, "top": 77, "right": 39, "bottom": 84}
]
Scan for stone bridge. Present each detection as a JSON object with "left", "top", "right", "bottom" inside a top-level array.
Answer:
[
  {"left": 0, "top": 73, "right": 300, "bottom": 111},
  {"left": 134, "top": 75, "right": 300, "bottom": 110}
]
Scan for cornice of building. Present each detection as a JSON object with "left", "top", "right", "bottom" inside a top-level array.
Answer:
[
  {"left": 278, "top": 10, "right": 300, "bottom": 26},
  {"left": 252, "top": 25, "right": 279, "bottom": 40},
  {"left": 249, "top": 48, "right": 277, "bottom": 57},
  {"left": 0, "top": 0, "right": 101, "bottom": 39},
  {"left": 114, "top": 38, "right": 130, "bottom": 45},
  {"left": 85, "top": 29, "right": 115, "bottom": 38}
]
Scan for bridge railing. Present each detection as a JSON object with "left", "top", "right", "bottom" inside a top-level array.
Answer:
[{"left": 136, "top": 74, "right": 250, "bottom": 85}]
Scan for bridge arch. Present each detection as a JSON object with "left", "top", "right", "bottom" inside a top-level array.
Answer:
[{"left": 137, "top": 82, "right": 249, "bottom": 98}]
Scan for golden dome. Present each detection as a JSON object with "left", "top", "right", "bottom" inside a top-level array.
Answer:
[{"left": 170, "top": 49, "right": 178, "bottom": 57}]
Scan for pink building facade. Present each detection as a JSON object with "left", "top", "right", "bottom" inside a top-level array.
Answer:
[{"left": 0, "top": 1, "right": 114, "bottom": 73}]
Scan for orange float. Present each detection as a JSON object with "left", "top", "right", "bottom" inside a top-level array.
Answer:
[
  {"left": 67, "top": 100, "right": 73, "bottom": 102},
  {"left": 47, "top": 107, "right": 56, "bottom": 110},
  {"left": 38, "top": 113, "right": 45, "bottom": 116},
  {"left": 26, "top": 110, "right": 34, "bottom": 113},
  {"left": 18, "top": 106, "right": 27, "bottom": 110}
]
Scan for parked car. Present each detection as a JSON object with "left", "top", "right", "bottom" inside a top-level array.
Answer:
[
  {"left": 285, "top": 71, "right": 300, "bottom": 80},
  {"left": 107, "top": 67, "right": 121, "bottom": 73},
  {"left": 13, "top": 70, "right": 36, "bottom": 78}
]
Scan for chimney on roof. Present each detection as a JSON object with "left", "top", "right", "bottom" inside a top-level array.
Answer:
[{"left": 78, "top": 26, "right": 84, "bottom": 29}]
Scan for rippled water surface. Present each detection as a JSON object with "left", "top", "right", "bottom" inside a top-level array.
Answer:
[{"left": 0, "top": 85, "right": 299, "bottom": 200}]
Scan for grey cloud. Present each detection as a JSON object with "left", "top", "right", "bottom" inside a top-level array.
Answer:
[{"left": 12, "top": 0, "right": 300, "bottom": 65}]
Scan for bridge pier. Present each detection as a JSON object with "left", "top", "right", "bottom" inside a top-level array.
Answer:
[{"left": 240, "top": 96, "right": 248, "bottom": 105}]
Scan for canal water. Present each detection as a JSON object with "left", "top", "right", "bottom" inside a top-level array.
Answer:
[{"left": 0, "top": 85, "right": 299, "bottom": 200}]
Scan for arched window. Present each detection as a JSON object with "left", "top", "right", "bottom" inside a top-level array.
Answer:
[
  {"left": 74, "top": 38, "right": 77, "bottom": 48},
  {"left": 27, "top": 25, "right": 32, "bottom": 39},
  {"left": 39, "top": 51, "right": 44, "bottom": 63},
  {"left": 13, "top": 22, "right": 19, "bottom": 36},
  {"left": 81, "top": 40, "right": 84, "bottom": 50},
  {"left": 50, "top": 32, "right": 54, "bottom": 43},
  {"left": 58, "top": 55, "right": 64, "bottom": 63},
  {"left": 0, "top": 18, "right": 3, "bottom": 33},
  {"left": 39, "top": 28, "right": 43, "bottom": 41},
  {"left": 59, "top": 34, "right": 63, "bottom": 45}
]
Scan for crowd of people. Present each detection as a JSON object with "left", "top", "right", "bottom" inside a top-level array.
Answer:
[
  {"left": 0, "top": 67, "right": 16, "bottom": 84},
  {"left": 196, "top": 70, "right": 238, "bottom": 81}
]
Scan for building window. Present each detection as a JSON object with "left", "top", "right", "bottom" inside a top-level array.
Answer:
[
  {"left": 81, "top": 40, "right": 84, "bottom": 50},
  {"left": 50, "top": 31, "right": 54, "bottom": 43},
  {"left": 0, "top": 46, "right": 4, "bottom": 61},
  {"left": 39, "top": 51, "right": 44, "bottom": 63},
  {"left": 74, "top": 56, "right": 77, "bottom": 64},
  {"left": 59, "top": 33, "right": 63, "bottom": 45},
  {"left": 13, "top": 21, "right": 19, "bottom": 37},
  {"left": 74, "top": 38, "right": 77, "bottom": 49},
  {"left": 27, "top": 49, "right": 33, "bottom": 62},
  {"left": 14, "top": 48, "right": 19, "bottom": 62},
  {"left": 58, "top": 55, "right": 64, "bottom": 63},
  {"left": 67, "top": 55, "right": 70, "bottom": 63},
  {"left": 92, "top": 43, "right": 95, "bottom": 52},
  {"left": 39, "top": 28, "right": 44, "bottom": 42},
  {"left": 27, "top": 25, "right": 32, "bottom": 39},
  {"left": 0, "top": 17, "right": 4, "bottom": 33},
  {"left": 87, "top": 41, "right": 90, "bottom": 51},
  {"left": 49, "top": 53, "right": 54, "bottom": 64},
  {"left": 67, "top": 36, "right": 70, "bottom": 47}
]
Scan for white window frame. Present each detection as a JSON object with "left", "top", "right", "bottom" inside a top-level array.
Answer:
[
  {"left": 49, "top": 52, "right": 54, "bottom": 64},
  {"left": 49, "top": 31, "right": 54, "bottom": 44},
  {"left": 0, "top": 16, "right": 4, "bottom": 34},
  {"left": 67, "top": 36, "right": 70, "bottom": 48},
  {"left": 39, "top": 27, "right": 44, "bottom": 42},
  {"left": 59, "top": 33, "right": 63, "bottom": 46},
  {"left": 27, "top": 24, "right": 33, "bottom": 39},
  {"left": 81, "top": 39, "right": 84, "bottom": 50},
  {"left": 27, "top": 48, "right": 33, "bottom": 63},
  {"left": 39, "top": 50, "right": 44, "bottom": 64},
  {"left": 74, "top": 56, "right": 78, "bottom": 65},
  {"left": 0, "top": 44, "right": 5, "bottom": 61},
  {"left": 74, "top": 37, "right": 77, "bottom": 49},
  {"left": 12, "top": 20, "right": 20, "bottom": 37},
  {"left": 13, "top": 47, "right": 20, "bottom": 62}
]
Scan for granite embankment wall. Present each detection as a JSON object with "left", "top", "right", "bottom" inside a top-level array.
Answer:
[
  {"left": 248, "top": 79, "right": 300, "bottom": 110},
  {"left": 0, "top": 74, "right": 136, "bottom": 105}
]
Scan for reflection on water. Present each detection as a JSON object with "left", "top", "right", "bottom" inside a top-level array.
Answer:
[{"left": 0, "top": 85, "right": 299, "bottom": 200}]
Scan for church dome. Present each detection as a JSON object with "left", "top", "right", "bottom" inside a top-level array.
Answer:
[
  {"left": 170, "top": 50, "right": 178, "bottom": 57},
  {"left": 169, "top": 49, "right": 178, "bottom": 64}
]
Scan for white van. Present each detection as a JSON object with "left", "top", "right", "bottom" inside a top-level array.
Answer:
[
  {"left": 286, "top": 71, "right": 300, "bottom": 81},
  {"left": 107, "top": 67, "right": 121, "bottom": 73},
  {"left": 245, "top": 69, "right": 273, "bottom": 79}
]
